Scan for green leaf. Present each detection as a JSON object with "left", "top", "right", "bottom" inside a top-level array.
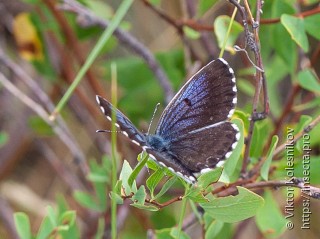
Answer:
[
  {"left": 197, "top": 167, "right": 223, "bottom": 189},
  {"left": 146, "top": 168, "right": 165, "bottom": 198},
  {"left": 109, "top": 191, "right": 124, "bottom": 205},
  {"left": 204, "top": 217, "right": 224, "bottom": 239},
  {"left": 270, "top": 1, "right": 296, "bottom": 73},
  {"left": 237, "top": 78, "right": 255, "bottom": 96},
  {"left": 85, "top": 0, "right": 113, "bottom": 20},
  {"left": 0, "top": 131, "right": 8, "bottom": 147},
  {"left": 154, "top": 176, "right": 178, "bottom": 200},
  {"left": 261, "top": 135, "right": 279, "bottom": 181},
  {"left": 250, "top": 119, "right": 271, "bottom": 158},
  {"left": 219, "top": 118, "right": 244, "bottom": 183},
  {"left": 155, "top": 228, "right": 175, "bottom": 239},
  {"left": 28, "top": 116, "right": 53, "bottom": 136},
  {"left": 265, "top": 56, "right": 290, "bottom": 116},
  {"left": 131, "top": 203, "right": 159, "bottom": 211},
  {"left": 149, "top": 0, "right": 161, "bottom": 5},
  {"left": 295, "top": 115, "right": 312, "bottom": 152},
  {"left": 185, "top": 187, "right": 208, "bottom": 203},
  {"left": 272, "top": 24, "right": 296, "bottom": 73},
  {"left": 200, "top": 187, "right": 264, "bottom": 223},
  {"left": 36, "top": 216, "right": 54, "bottom": 239},
  {"left": 214, "top": 15, "right": 243, "bottom": 53},
  {"left": 59, "top": 211, "right": 76, "bottom": 227},
  {"left": 198, "top": 0, "right": 218, "bottom": 15},
  {"left": 281, "top": 14, "right": 309, "bottom": 52},
  {"left": 114, "top": 180, "right": 122, "bottom": 195},
  {"left": 256, "top": 191, "right": 287, "bottom": 238},
  {"left": 73, "top": 191, "right": 102, "bottom": 211},
  {"left": 120, "top": 160, "right": 137, "bottom": 194},
  {"left": 132, "top": 186, "right": 146, "bottom": 205},
  {"left": 14, "top": 213, "right": 32, "bottom": 239},
  {"left": 128, "top": 153, "right": 148, "bottom": 187},
  {"left": 87, "top": 172, "right": 109, "bottom": 183},
  {"left": 304, "top": 14, "right": 320, "bottom": 40},
  {"left": 170, "top": 227, "right": 191, "bottom": 239},
  {"left": 183, "top": 26, "right": 200, "bottom": 39},
  {"left": 297, "top": 69, "right": 320, "bottom": 94},
  {"left": 47, "top": 206, "right": 57, "bottom": 227}
]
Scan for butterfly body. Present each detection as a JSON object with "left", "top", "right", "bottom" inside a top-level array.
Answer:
[{"left": 96, "top": 58, "right": 240, "bottom": 183}]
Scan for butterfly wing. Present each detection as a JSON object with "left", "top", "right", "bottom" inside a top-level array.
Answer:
[
  {"left": 168, "top": 122, "right": 240, "bottom": 173},
  {"left": 151, "top": 58, "right": 239, "bottom": 176},
  {"left": 156, "top": 58, "right": 236, "bottom": 140},
  {"left": 96, "top": 95, "right": 146, "bottom": 146}
]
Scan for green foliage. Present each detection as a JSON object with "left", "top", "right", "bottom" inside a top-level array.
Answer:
[
  {"left": 220, "top": 118, "right": 244, "bottom": 183},
  {"left": 261, "top": 135, "right": 279, "bottom": 181},
  {"left": 0, "top": 131, "right": 8, "bottom": 147},
  {"left": 255, "top": 191, "right": 287, "bottom": 238},
  {"left": 198, "top": 0, "right": 218, "bottom": 16},
  {"left": 297, "top": 69, "right": 320, "bottom": 94},
  {"left": 14, "top": 213, "right": 31, "bottom": 239},
  {"left": 200, "top": 187, "right": 264, "bottom": 223},
  {"left": 281, "top": 14, "right": 309, "bottom": 52},
  {"left": 14, "top": 206, "right": 78, "bottom": 239},
  {"left": 183, "top": 26, "right": 201, "bottom": 39},
  {"left": 214, "top": 15, "right": 244, "bottom": 53}
]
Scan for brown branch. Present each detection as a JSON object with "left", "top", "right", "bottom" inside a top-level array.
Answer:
[
  {"left": 121, "top": 190, "right": 183, "bottom": 209},
  {"left": 260, "top": 6, "right": 320, "bottom": 24},
  {"left": 228, "top": 0, "right": 269, "bottom": 175},
  {"left": 214, "top": 178, "right": 320, "bottom": 200},
  {"left": 146, "top": 196, "right": 183, "bottom": 209},
  {"left": 141, "top": 0, "right": 182, "bottom": 32}
]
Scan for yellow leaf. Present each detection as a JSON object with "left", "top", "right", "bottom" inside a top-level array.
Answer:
[{"left": 12, "top": 13, "right": 43, "bottom": 61}]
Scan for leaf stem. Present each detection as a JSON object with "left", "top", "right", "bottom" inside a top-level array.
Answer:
[
  {"left": 176, "top": 195, "right": 188, "bottom": 239},
  {"left": 111, "top": 63, "right": 118, "bottom": 239},
  {"left": 219, "top": 0, "right": 239, "bottom": 58}
]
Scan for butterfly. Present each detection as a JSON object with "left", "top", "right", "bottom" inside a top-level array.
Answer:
[{"left": 96, "top": 58, "right": 240, "bottom": 183}]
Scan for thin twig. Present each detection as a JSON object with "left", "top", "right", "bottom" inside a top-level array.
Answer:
[
  {"left": 228, "top": 0, "right": 269, "bottom": 175},
  {"left": 0, "top": 197, "right": 20, "bottom": 239},
  {"left": 0, "top": 71, "right": 88, "bottom": 175},
  {"left": 260, "top": 6, "right": 320, "bottom": 24},
  {"left": 215, "top": 178, "right": 320, "bottom": 200}
]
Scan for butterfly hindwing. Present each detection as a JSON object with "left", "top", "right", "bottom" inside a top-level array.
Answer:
[{"left": 168, "top": 122, "right": 240, "bottom": 173}]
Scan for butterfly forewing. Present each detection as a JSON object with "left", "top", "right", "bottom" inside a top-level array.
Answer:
[
  {"left": 96, "top": 96, "right": 146, "bottom": 146},
  {"left": 156, "top": 58, "right": 236, "bottom": 139}
]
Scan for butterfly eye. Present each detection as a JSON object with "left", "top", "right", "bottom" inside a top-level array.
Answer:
[{"left": 183, "top": 98, "right": 192, "bottom": 106}]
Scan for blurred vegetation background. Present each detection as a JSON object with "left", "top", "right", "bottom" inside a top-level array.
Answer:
[{"left": 0, "top": 0, "right": 320, "bottom": 238}]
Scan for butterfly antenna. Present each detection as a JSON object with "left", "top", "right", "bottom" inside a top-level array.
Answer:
[
  {"left": 96, "top": 129, "right": 122, "bottom": 133},
  {"left": 147, "top": 103, "right": 161, "bottom": 135}
]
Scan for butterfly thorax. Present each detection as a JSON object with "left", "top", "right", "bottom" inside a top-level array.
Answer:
[{"left": 145, "top": 134, "right": 170, "bottom": 153}]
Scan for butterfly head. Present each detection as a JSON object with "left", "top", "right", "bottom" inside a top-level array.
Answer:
[{"left": 145, "top": 134, "right": 169, "bottom": 153}]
